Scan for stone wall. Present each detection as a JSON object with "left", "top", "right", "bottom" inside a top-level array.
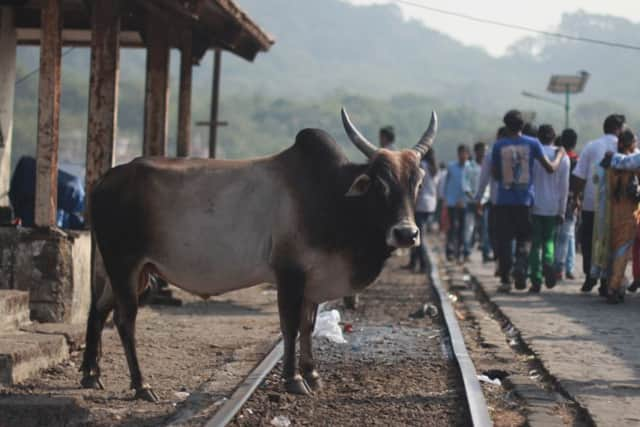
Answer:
[{"left": 0, "top": 227, "right": 91, "bottom": 324}]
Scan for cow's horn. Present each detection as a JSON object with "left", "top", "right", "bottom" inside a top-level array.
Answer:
[
  {"left": 413, "top": 111, "right": 438, "bottom": 157},
  {"left": 341, "top": 107, "right": 378, "bottom": 159}
]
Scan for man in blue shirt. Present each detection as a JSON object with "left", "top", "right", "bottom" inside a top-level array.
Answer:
[
  {"left": 444, "top": 144, "right": 470, "bottom": 262},
  {"left": 492, "top": 110, "right": 565, "bottom": 292}
]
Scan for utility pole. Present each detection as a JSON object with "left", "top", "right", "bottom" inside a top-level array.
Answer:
[{"left": 196, "top": 49, "right": 227, "bottom": 158}]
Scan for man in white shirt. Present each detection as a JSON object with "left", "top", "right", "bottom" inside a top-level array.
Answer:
[
  {"left": 572, "top": 114, "right": 626, "bottom": 295},
  {"left": 407, "top": 150, "right": 439, "bottom": 273},
  {"left": 476, "top": 127, "right": 507, "bottom": 268},
  {"left": 528, "top": 125, "right": 570, "bottom": 292},
  {"left": 463, "top": 142, "right": 490, "bottom": 262}
]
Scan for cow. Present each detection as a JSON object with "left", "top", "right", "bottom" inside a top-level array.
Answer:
[{"left": 80, "top": 108, "right": 438, "bottom": 401}]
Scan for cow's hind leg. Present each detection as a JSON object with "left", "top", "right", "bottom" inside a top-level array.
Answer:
[
  {"left": 299, "top": 300, "right": 321, "bottom": 390},
  {"left": 111, "top": 266, "right": 159, "bottom": 402},
  {"left": 276, "top": 266, "right": 311, "bottom": 395},
  {"left": 80, "top": 283, "right": 114, "bottom": 389}
]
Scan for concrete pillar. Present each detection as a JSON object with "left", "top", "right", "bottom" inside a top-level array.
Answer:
[
  {"left": 142, "top": 16, "right": 170, "bottom": 157},
  {"left": 0, "top": 7, "right": 16, "bottom": 208},
  {"left": 34, "top": 0, "right": 62, "bottom": 227}
]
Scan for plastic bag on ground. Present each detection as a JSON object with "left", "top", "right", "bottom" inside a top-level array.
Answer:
[
  {"left": 313, "top": 309, "right": 347, "bottom": 344},
  {"left": 271, "top": 415, "right": 292, "bottom": 427}
]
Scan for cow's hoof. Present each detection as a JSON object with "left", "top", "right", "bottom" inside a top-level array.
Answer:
[
  {"left": 135, "top": 384, "right": 160, "bottom": 403},
  {"left": 284, "top": 375, "right": 312, "bottom": 395},
  {"left": 80, "top": 375, "right": 104, "bottom": 390},
  {"left": 303, "top": 373, "right": 323, "bottom": 391}
]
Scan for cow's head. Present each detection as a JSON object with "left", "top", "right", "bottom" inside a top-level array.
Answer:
[{"left": 341, "top": 108, "right": 438, "bottom": 249}]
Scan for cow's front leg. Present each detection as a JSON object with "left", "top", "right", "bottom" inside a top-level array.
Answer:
[
  {"left": 299, "top": 299, "right": 322, "bottom": 390},
  {"left": 276, "top": 266, "right": 312, "bottom": 395}
]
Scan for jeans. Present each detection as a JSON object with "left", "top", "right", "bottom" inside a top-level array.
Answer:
[
  {"left": 480, "top": 203, "right": 492, "bottom": 260},
  {"left": 580, "top": 211, "right": 595, "bottom": 276},
  {"left": 410, "top": 212, "right": 433, "bottom": 271},
  {"left": 495, "top": 205, "right": 532, "bottom": 283},
  {"left": 463, "top": 204, "right": 476, "bottom": 258},
  {"left": 529, "top": 215, "right": 557, "bottom": 283},
  {"left": 554, "top": 215, "right": 576, "bottom": 275},
  {"left": 446, "top": 206, "right": 469, "bottom": 259},
  {"left": 488, "top": 203, "right": 498, "bottom": 258}
]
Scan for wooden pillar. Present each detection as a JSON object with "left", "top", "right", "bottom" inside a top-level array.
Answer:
[
  {"left": 0, "top": 7, "right": 16, "bottom": 207},
  {"left": 85, "top": 0, "right": 121, "bottom": 302},
  {"left": 34, "top": 0, "right": 62, "bottom": 227},
  {"left": 85, "top": 0, "right": 120, "bottom": 221},
  {"left": 176, "top": 28, "right": 192, "bottom": 157},
  {"left": 143, "top": 16, "right": 170, "bottom": 157},
  {"left": 209, "top": 49, "right": 221, "bottom": 158}
]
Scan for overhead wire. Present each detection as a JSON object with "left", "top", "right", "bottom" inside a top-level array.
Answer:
[
  {"left": 388, "top": 0, "right": 640, "bottom": 52},
  {"left": 15, "top": 47, "right": 77, "bottom": 86}
]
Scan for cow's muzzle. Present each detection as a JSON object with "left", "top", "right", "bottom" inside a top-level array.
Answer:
[{"left": 387, "top": 221, "right": 420, "bottom": 248}]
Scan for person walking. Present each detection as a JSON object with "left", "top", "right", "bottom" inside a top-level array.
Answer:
[
  {"left": 406, "top": 149, "right": 438, "bottom": 273},
  {"left": 528, "top": 125, "right": 570, "bottom": 292},
  {"left": 592, "top": 129, "right": 639, "bottom": 303},
  {"left": 572, "top": 114, "right": 626, "bottom": 295},
  {"left": 436, "top": 162, "right": 448, "bottom": 232},
  {"left": 600, "top": 132, "right": 640, "bottom": 295},
  {"left": 492, "top": 110, "right": 565, "bottom": 293},
  {"left": 464, "top": 142, "right": 490, "bottom": 262},
  {"left": 379, "top": 126, "right": 396, "bottom": 150},
  {"left": 554, "top": 129, "right": 579, "bottom": 280},
  {"left": 444, "top": 144, "right": 471, "bottom": 262},
  {"left": 476, "top": 127, "right": 507, "bottom": 274}
]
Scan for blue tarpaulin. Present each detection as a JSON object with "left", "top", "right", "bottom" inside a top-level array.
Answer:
[{"left": 9, "top": 156, "right": 85, "bottom": 229}]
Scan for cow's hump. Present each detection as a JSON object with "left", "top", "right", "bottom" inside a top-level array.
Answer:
[{"left": 292, "top": 128, "right": 349, "bottom": 168}]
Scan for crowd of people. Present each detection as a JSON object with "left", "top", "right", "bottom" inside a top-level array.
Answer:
[{"left": 400, "top": 109, "right": 640, "bottom": 304}]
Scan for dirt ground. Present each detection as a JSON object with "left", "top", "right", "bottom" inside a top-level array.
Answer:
[
  {"left": 231, "top": 254, "right": 472, "bottom": 427},
  {"left": 0, "top": 284, "right": 280, "bottom": 427}
]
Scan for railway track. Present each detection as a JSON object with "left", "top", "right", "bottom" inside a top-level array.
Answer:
[{"left": 203, "top": 250, "right": 491, "bottom": 427}]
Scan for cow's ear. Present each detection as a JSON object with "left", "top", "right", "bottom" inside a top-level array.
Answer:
[{"left": 345, "top": 174, "right": 371, "bottom": 197}]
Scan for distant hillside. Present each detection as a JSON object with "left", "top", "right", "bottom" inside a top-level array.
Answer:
[{"left": 220, "top": 2, "right": 640, "bottom": 107}]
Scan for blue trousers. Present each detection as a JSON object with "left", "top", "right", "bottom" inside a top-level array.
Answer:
[
  {"left": 446, "top": 206, "right": 470, "bottom": 259},
  {"left": 555, "top": 216, "right": 576, "bottom": 275}
]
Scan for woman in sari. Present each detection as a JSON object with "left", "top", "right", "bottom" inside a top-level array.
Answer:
[{"left": 597, "top": 129, "right": 640, "bottom": 303}]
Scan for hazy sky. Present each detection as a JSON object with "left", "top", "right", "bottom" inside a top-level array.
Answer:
[{"left": 347, "top": 0, "right": 640, "bottom": 56}]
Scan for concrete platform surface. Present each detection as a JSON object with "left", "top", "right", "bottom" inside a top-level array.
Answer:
[
  {"left": 0, "top": 289, "right": 30, "bottom": 332},
  {"left": 0, "top": 331, "right": 69, "bottom": 385},
  {"left": 464, "top": 249, "right": 640, "bottom": 426}
]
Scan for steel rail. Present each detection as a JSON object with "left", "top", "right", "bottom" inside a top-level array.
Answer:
[
  {"left": 204, "top": 339, "right": 284, "bottom": 427},
  {"left": 205, "top": 302, "right": 326, "bottom": 427},
  {"left": 205, "top": 246, "right": 491, "bottom": 427},
  {"left": 427, "top": 245, "right": 493, "bottom": 427}
]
